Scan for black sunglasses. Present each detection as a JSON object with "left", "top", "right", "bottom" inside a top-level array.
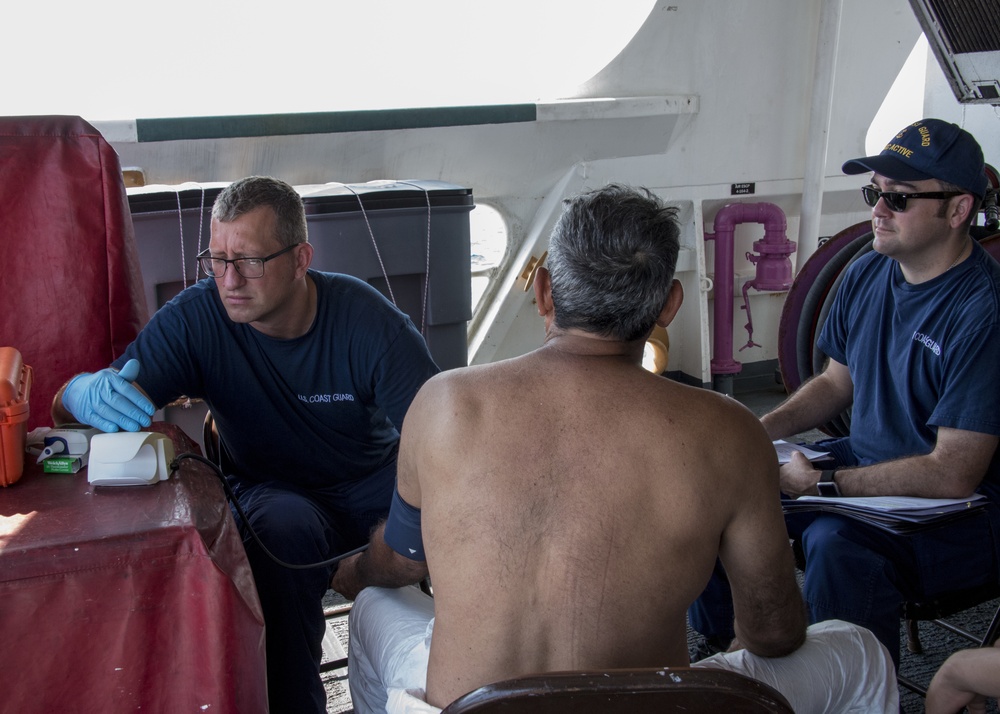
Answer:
[{"left": 861, "top": 185, "right": 964, "bottom": 213}]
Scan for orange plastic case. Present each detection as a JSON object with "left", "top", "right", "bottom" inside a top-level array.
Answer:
[{"left": 0, "top": 347, "right": 32, "bottom": 486}]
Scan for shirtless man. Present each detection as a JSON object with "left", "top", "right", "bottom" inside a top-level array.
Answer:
[{"left": 332, "top": 184, "right": 897, "bottom": 713}]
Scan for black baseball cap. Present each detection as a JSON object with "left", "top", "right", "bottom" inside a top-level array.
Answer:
[{"left": 842, "top": 118, "right": 987, "bottom": 198}]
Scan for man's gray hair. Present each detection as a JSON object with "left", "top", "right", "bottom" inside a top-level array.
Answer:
[
  {"left": 212, "top": 176, "right": 308, "bottom": 248},
  {"left": 547, "top": 183, "right": 680, "bottom": 342}
]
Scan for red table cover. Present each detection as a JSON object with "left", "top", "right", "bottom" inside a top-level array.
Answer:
[
  {"left": 0, "top": 424, "right": 267, "bottom": 713},
  {"left": 0, "top": 115, "right": 148, "bottom": 431}
]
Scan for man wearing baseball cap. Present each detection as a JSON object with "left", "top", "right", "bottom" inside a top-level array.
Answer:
[
  {"left": 766, "top": 119, "right": 1000, "bottom": 667},
  {"left": 691, "top": 118, "right": 1000, "bottom": 670}
]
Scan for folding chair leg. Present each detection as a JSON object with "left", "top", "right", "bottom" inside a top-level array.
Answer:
[
  {"left": 980, "top": 607, "right": 1000, "bottom": 648},
  {"left": 897, "top": 673, "right": 927, "bottom": 697},
  {"left": 906, "top": 618, "right": 923, "bottom": 654}
]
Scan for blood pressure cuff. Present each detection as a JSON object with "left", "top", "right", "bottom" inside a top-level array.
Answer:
[{"left": 383, "top": 486, "right": 425, "bottom": 561}]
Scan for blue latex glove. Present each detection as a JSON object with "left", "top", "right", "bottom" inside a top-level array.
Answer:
[{"left": 62, "top": 359, "right": 156, "bottom": 433}]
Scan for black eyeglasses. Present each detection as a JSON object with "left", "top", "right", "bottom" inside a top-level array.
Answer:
[
  {"left": 197, "top": 244, "right": 301, "bottom": 279},
  {"left": 861, "top": 185, "right": 964, "bottom": 213}
]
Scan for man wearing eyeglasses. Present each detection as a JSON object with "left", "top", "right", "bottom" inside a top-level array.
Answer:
[
  {"left": 51, "top": 175, "right": 440, "bottom": 714},
  {"left": 692, "top": 118, "right": 1000, "bottom": 670}
]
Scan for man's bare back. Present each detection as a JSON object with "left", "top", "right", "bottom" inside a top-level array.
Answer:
[
  {"left": 331, "top": 185, "right": 818, "bottom": 712},
  {"left": 397, "top": 336, "right": 801, "bottom": 707}
]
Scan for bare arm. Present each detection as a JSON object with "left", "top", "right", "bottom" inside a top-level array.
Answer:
[
  {"left": 779, "top": 427, "right": 997, "bottom": 499},
  {"left": 760, "top": 359, "right": 853, "bottom": 440},
  {"left": 926, "top": 645, "right": 1000, "bottom": 714},
  {"left": 720, "top": 414, "right": 807, "bottom": 657},
  {"left": 330, "top": 522, "right": 428, "bottom": 601},
  {"left": 51, "top": 380, "right": 75, "bottom": 425},
  {"left": 772, "top": 355, "right": 997, "bottom": 499},
  {"left": 330, "top": 383, "right": 433, "bottom": 600}
]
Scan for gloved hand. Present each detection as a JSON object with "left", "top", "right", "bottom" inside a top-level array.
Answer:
[{"left": 62, "top": 359, "right": 156, "bottom": 433}]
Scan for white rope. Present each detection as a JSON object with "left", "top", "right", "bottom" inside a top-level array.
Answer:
[
  {"left": 175, "top": 191, "right": 187, "bottom": 288},
  {"left": 196, "top": 185, "right": 206, "bottom": 258},
  {"left": 397, "top": 181, "right": 433, "bottom": 336},
  {"left": 174, "top": 183, "right": 208, "bottom": 289},
  {"left": 342, "top": 181, "right": 434, "bottom": 334},
  {"left": 344, "top": 183, "right": 397, "bottom": 308}
]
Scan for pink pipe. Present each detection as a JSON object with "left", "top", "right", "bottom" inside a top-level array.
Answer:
[{"left": 704, "top": 202, "right": 793, "bottom": 377}]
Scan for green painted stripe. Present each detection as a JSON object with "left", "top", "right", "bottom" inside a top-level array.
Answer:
[{"left": 135, "top": 104, "right": 538, "bottom": 142}]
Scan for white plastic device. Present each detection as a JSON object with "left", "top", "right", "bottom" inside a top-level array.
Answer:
[
  {"left": 87, "top": 432, "right": 175, "bottom": 487},
  {"left": 35, "top": 425, "right": 100, "bottom": 463}
]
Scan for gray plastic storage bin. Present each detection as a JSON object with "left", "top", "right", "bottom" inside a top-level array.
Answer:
[{"left": 128, "top": 183, "right": 227, "bottom": 317}]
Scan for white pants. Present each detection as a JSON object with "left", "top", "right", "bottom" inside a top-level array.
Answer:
[{"left": 348, "top": 586, "right": 899, "bottom": 714}]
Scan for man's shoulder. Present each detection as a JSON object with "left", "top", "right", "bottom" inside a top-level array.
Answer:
[
  {"left": 842, "top": 248, "right": 892, "bottom": 285},
  {"left": 311, "top": 270, "right": 408, "bottom": 319},
  {"left": 416, "top": 361, "right": 495, "bottom": 399},
  {"left": 934, "top": 243, "right": 1000, "bottom": 324},
  {"left": 971, "top": 240, "right": 1000, "bottom": 290},
  {"left": 146, "top": 279, "right": 220, "bottom": 327},
  {"left": 166, "top": 278, "right": 217, "bottom": 305},
  {"left": 653, "top": 375, "right": 761, "bottom": 420},
  {"left": 652, "top": 383, "right": 776, "bottom": 476},
  {"left": 311, "top": 269, "right": 383, "bottom": 297}
]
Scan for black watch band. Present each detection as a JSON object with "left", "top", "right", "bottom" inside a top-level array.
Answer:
[{"left": 817, "top": 469, "right": 841, "bottom": 497}]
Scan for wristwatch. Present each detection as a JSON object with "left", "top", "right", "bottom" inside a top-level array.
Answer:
[{"left": 817, "top": 469, "right": 841, "bottom": 497}]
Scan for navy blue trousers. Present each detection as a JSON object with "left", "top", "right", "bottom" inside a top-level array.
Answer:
[
  {"left": 231, "top": 464, "right": 393, "bottom": 714},
  {"left": 689, "top": 501, "right": 1000, "bottom": 669}
]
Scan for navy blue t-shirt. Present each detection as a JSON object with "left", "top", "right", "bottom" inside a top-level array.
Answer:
[
  {"left": 113, "top": 270, "right": 439, "bottom": 512},
  {"left": 818, "top": 240, "right": 1000, "bottom": 474}
]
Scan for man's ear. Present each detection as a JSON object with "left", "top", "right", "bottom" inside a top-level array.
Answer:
[
  {"left": 533, "top": 266, "right": 554, "bottom": 318},
  {"left": 655, "top": 280, "right": 684, "bottom": 328},
  {"left": 950, "top": 194, "right": 978, "bottom": 229},
  {"left": 295, "top": 242, "right": 314, "bottom": 277}
]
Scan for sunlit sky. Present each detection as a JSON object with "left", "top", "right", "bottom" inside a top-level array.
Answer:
[
  {"left": 867, "top": 35, "right": 928, "bottom": 155},
  {"left": 3, "top": 1, "right": 655, "bottom": 121}
]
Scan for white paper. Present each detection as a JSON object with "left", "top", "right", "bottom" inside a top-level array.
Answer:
[
  {"left": 773, "top": 440, "right": 829, "bottom": 464},
  {"left": 792, "top": 494, "right": 985, "bottom": 514}
]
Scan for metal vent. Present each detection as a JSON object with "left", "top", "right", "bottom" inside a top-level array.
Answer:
[{"left": 909, "top": 0, "right": 1000, "bottom": 104}]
